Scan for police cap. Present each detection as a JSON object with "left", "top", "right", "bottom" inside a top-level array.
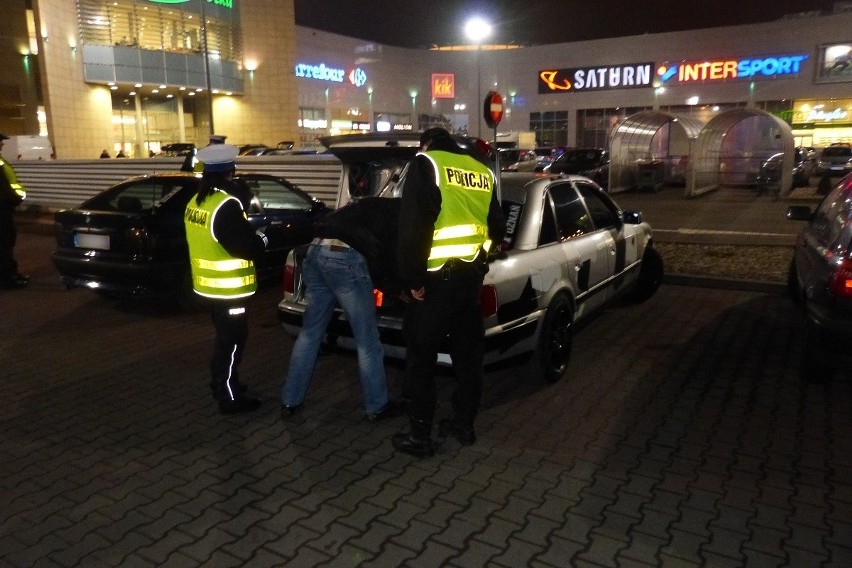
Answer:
[{"left": 197, "top": 143, "right": 239, "bottom": 173}]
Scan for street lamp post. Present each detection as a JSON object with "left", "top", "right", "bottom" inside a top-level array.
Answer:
[
  {"left": 464, "top": 17, "right": 491, "bottom": 138},
  {"left": 200, "top": 0, "right": 214, "bottom": 136}
]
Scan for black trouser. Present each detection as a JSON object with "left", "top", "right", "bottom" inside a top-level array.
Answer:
[
  {"left": 0, "top": 208, "right": 18, "bottom": 282},
  {"left": 210, "top": 300, "right": 249, "bottom": 402},
  {"left": 402, "top": 263, "right": 485, "bottom": 429}
]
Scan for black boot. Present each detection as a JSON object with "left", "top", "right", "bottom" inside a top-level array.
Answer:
[
  {"left": 392, "top": 416, "right": 435, "bottom": 457},
  {"left": 219, "top": 396, "right": 261, "bottom": 415},
  {"left": 438, "top": 418, "right": 476, "bottom": 446}
]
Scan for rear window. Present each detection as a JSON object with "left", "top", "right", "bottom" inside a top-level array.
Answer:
[
  {"left": 82, "top": 179, "right": 197, "bottom": 213},
  {"left": 823, "top": 146, "right": 852, "bottom": 158},
  {"left": 500, "top": 200, "right": 524, "bottom": 251}
]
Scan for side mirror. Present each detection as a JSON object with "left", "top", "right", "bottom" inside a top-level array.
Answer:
[
  {"left": 786, "top": 205, "right": 813, "bottom": 221},
  {"left": 622, "top": 210, "right": 643, "bottom": 224}
]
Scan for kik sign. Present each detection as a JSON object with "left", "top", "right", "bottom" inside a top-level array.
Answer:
[
  {"left": 538, "top": 63, "right": 653, "bottom": 94},
  {"left": 432, "top": 74, "right": 455, "bottom": 99},
  {"left": 657, "top": 53, "right": 807, "bottom": 84}
]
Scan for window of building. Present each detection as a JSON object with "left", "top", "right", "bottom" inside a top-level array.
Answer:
[{"left": 77, "top": 0, "right": 241, "bottom": 62}]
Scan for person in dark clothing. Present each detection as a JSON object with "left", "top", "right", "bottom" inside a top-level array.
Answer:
[
  {"left": 281, "top": 197, "right": 403, "bottom": 422},
  {"left": 0, "top": 134, "right": 30, "bottom": 289},
  {"left": 184, "top": 143, "right": 268, "bottom": 414},
  {"left": 392, "top": 127, "right": 506, "bottom": 457}
]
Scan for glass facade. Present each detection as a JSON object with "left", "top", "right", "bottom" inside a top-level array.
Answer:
[{"left": 76, "top": 0, "right": 243, "bottom": 93}]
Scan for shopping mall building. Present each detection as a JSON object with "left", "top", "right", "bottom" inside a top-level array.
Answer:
[{"left": 3, "top": 0, "right": 852, "bottom": 159}]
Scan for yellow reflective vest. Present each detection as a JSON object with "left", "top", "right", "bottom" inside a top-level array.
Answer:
[
  {"left": 420, "top": 149, "right": 494, "bottom": 271},
  {"left": 184, "top": 189, "right": 257, "bottom": 299},
  {"left": 0, "top": 156, "right": 26, "bottom": 201}
]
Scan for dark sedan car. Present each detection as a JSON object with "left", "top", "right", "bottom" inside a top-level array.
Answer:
[
  {"left": 546, "top": 148, "right": 609, "bottom": 175},
  {"left": 52, "top": 172, "right": 329, "bottom": 307},
  {"left": 786, "top": 172, "right": 852, "bottom": 382},
  {"left": 755, "top": 147, "right": 815, "bottom": 192}
]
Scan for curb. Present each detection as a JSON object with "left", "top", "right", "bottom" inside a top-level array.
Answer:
[{"left": 664, "top": 273, "right": 787, "bottom": 294}]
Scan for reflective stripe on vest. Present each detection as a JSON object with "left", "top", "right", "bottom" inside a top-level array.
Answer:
[
  {"left": 184, "top": 189, "right": 257, "bottom": 299},
  {"left": 420, "top": 150, "right": 494, "bottom": 271},
  {"left": 0, "top": 158, "right": 26, "bottom": 200}
]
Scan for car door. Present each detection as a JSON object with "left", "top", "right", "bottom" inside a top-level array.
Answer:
[
  {"left": 237, "top": 175, "right": 323, "bottom": 276},
  {"left": 575, "top": 182, "right": 627, "bottom": 303},
  {"left": 548, "top": 181, "right": 611, "bottom": 318}
]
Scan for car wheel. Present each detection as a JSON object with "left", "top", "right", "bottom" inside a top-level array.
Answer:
[
  {"left": 530, "top": 293, "right": 573, "bottom": 384},
  {"left": 631, "top": 245, "right": 664, "bottom": 302},
  {"left": 801, "top": 321, "right": 832, "bottom": 384}
]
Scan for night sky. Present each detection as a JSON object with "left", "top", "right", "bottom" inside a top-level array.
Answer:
[{"left": 294, "top": 0, "right": 841, "bottom": 48}]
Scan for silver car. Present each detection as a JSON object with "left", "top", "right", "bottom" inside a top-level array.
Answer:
[{"left": 278, "top": 134, "right": 663, "bottom": 383}]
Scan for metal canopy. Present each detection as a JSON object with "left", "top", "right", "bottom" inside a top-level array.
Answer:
[
  {"left": 609, "top": 110, "right": 704, "bottom": 193},
  {"left": 686, "top": 107, "right": 795, "bottom": 197}
]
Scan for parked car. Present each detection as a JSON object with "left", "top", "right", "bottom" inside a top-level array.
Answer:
[
  {"left": 816, "top": 143, "right": 852, "bottom": 177},
  {"left": 786, "top": 172, "right": 852, "bottom": 382},
  {"left": 278, "top": 133, "right": 663, "bottom": 383},
  {"left": 155, "top": 143, "right": 195, "bottom": 157},
  {"left": 238, "top": 144, "right": 269, "bottom": 156},
  {"left": 52, "top": 172, "right": 329, "bottom": 308},
  {"left": 755, "top": 147, "right": 816, "bottom": 191},
  {"left": 546, "top": 148, "right": 609, "bottom": 175},
  {"left": 580, "top": 162, "right": 610, "bottom": 190},
  {"left": 499, "top": 148, "right": 540, "bottom": 172}
]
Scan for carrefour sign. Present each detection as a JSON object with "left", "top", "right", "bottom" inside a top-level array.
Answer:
[
  {"left": 295, "top": 62, "right": 367, "bottom": 87},
  {"left": 657, "top": 53, "right": 807, "bottom": 84},
  {"left": 538, "top": 63, "right": 653, "bottom": 93}
]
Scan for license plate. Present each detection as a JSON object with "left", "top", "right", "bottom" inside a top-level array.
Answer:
[{"left": 74, "top": 233, "right": 110, "bottom": 250}]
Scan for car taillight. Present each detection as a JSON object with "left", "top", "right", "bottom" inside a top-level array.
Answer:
[
  {"left": 828, "top": 258, "right": 852, "bottom": 299},
  {"left": 480, "top": 284, "right": 497, "bottom": 318},
  {"left": 282, "top": 264, "right": 295, "bottom": 294},
  {"left": 373, "top": 288, "right": 383, "bottom": 307}
]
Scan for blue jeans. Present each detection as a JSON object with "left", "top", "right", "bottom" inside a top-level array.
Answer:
[{"left": 281, "top": 243, "right": 388, "bottom": 413}]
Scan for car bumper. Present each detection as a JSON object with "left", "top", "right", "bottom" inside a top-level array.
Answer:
[
  {"left": 278, "top": 301, "right": 544, "bottom": 366},
  {"left": 51, "top": 252, "right": 185, "bottom": 297}
]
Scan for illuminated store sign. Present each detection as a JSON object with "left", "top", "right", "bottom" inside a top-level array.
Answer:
[
  {"left": 295, "top": 62, "right": 367, "bottom": 87},
  {"left": 657, "top": 54, "right": 807, "bottom": 84},
  {"left": 376, "top": 122, "right": 414, "bottom": 132},
  {"left": 538, "top": 63, "right": 653, "bottom": 94},
  {"left": 147, "top": 0, "right": 233, "bottom": 8},
  {"left": 790, "top": 99, "right": 852, "bottom": 124},
  {"left": 432, "top": 74, "right": 455, "bottom": 99}
]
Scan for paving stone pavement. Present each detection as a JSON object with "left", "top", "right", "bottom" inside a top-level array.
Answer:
[{"left": 1, "top": 233, "right": 851, "bottom": 567}]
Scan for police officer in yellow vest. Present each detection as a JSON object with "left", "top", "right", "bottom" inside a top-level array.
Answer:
[
  {"left": 0, "top": 133, "right": 29, "bottom": 290},
  {"left": 184, "top": 143, "right": 268, "bottom": 414},
  {"left": 392, "top": 127, "right": 506, "bottom": 457}
]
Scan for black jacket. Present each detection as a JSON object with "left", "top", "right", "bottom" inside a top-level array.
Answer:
[
  {"left": 314, "top": 197, "right": 403, "bottom": 293},
  {"left": 397, "top": 138, "right": 506, "bottom": 290}
]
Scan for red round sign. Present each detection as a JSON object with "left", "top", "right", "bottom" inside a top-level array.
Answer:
[{"left": 483, "top": 91, "right": 503, "bottom": 128}]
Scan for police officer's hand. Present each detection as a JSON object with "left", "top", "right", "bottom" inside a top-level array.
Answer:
[
  {"left": 255, "top": 227, "right": 269, "bottom": 249},
  {"left": 410, "top": 287, "right": 425, "bottom": 301},
  {"left": 487, "top": 249, "right": 507, "bottom": 263}
]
